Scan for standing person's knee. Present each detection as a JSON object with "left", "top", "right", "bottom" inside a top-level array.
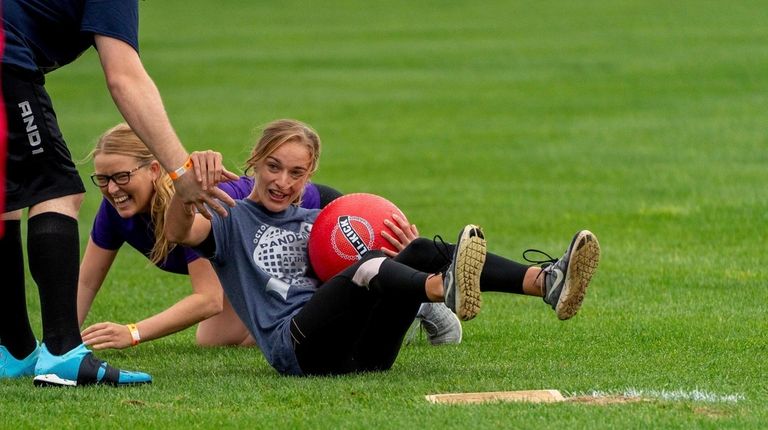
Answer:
[
  {"left": 2, "top": 210, "right": 24, "bottom": 221},
  {"left": 29, "top": 193, "right": 84, "bottom": 219}
]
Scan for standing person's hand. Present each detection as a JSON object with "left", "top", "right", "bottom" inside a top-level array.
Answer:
[
  {"left": 188, "top": 150, "right": 236, "bottom": 191},
  {"left": 381, "top": 214, "right": 420, "bottom": 257},
  {"left": 94, "top": 35, "right": 238, "bottom": 219},
  {"left": 172, "top": 151, "right": 239, "bottom": 219}
]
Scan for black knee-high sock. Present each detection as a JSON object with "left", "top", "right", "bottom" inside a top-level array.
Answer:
[
  {"left": 478, "top": 253, "right": 527, "bottom": 295},
  {"left": 396, "top": 238, "right": 528, "bottom": 295},
  {"left": 0, "top": 220, "right": 38, "bottom": 359},
  {"left": 27, "top": 213, "right": 82, "bottom": 355}
]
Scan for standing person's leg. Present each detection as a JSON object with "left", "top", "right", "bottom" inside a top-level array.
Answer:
[
  {"left": 1, "top": 65, "right": 84, "bottom": 379},
  {"left": 27, "top": 197, "right": 85, "bottom": 356},
  {"left": 0, "top": 213, "right": 39, "bottom": 378},
  {"left": 1, "top": 66, "right": 151, "bottom": 386},
  {"left": 3, "top": 67, "right": 87, "bottom": 359}
]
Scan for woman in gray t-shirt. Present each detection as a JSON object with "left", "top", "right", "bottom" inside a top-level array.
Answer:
[{"left": 165, "top": 119, "right": 601, "bottom": 376}]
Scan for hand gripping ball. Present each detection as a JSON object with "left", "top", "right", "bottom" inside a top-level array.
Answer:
[{"left": 308, "top": 193, "right": 407, "bottom": 282}]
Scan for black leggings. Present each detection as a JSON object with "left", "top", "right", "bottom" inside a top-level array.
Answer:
[
  {"left": 291, "top": 251, "right": 427, "bottom": 375},
  {"left": 290, "top": 238, "right": 530, "bottom": 376}
]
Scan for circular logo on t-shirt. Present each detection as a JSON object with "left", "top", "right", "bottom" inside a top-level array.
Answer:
[{"left": 253, "top": 225, "right": 310, "bottom": 283}]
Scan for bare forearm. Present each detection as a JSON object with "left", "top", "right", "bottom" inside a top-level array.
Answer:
[
  {"left": 82, "top": 292, "right": 222, "bottom": 349},
  {"left": 109, "top": 70, "right": 237, "bottom": 217},
  {"left": 105, "top": 70, "right": 188, "bottom": 171},
  {"left": 96, "top": 35, "right": 235, "bottom": 217},
  {"left": 77, "top": 284, "right": 98, "bottom": 327},
  {"left": 134, "top": 293, "right": 221, "bottom": 343},
  {"left": 78, "top": 239, "right": 116, "bottom": 326},
  {"left": 165, "top": 195, "right": 198, "bottom": 244}
]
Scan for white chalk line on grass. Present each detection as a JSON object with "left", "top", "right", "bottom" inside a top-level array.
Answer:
[{"left": 567, "top": 388, "right": 745, "bottom": 403}]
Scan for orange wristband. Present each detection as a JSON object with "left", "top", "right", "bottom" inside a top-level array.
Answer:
[
  {"left": 169, "top": 157, "right": 193, "bottom": 181},
  {"left": 126, "top": 323, "right": 141, "bottom": 346}
]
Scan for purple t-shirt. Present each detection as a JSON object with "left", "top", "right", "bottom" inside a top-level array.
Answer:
[{"left": 90, "top": 177, "right": 323, "bottom": 274}]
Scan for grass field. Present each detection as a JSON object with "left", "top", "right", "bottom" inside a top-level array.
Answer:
[{"left": 3, "top": 0, "right": 768, "bottom": 428}]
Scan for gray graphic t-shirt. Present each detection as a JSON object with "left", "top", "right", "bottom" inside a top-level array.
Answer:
[{"left": 207, "top": 199, "right": 319, "bottom": 375}]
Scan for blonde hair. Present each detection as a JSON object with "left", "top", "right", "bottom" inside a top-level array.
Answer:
[
  {"left": 89, "top": 123, "right": 176, "bottom": 265},
  {"left": 244, "top": 119, "right": 321, "bottom": 206}
]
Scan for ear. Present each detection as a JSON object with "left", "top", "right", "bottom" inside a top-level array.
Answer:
[{"left": 149, "top": 160, "right": 162, "bottom": 181}]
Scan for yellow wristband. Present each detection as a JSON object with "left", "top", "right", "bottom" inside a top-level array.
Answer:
[
  {"left": 126, "top": 323, "right": 141, "bottom": 346},
  {"left": 169, "top": 157, "right": 193, "bottom": 181}
]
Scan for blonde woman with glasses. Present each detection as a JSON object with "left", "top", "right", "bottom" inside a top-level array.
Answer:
[{"left": 77, "top": 124, "right": 342, "bottom": 350}]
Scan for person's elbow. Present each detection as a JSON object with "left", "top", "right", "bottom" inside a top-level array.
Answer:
[
  {"left": 96, "top": 36, "right": 146, "bottom": 97},
  {"left": 165, "top": 227, "right": 188, "bottom": 245},
  {"left": 103, "top": 63, "right": 152, "bottom": 105},
  {"left": 200, "top": 290, "right": 224, "bottom": 319},
  {"left": 103, "top": 70, "right": 120, "bottom": 92},
  {"left": 102, "top": 62, "right": 126, "bottom": 90}
]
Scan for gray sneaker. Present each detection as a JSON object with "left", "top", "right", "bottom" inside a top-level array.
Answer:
[
  {"left": 443, "top": 225, "right": 487, "bottom": 321},
  {"left": 418, "top": 303, "right": 462, "bottom": 345},
  {"left": 539, "top": 230, "right": 601, "bottom": 320}
]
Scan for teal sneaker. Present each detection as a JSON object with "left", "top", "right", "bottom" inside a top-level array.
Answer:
[
  {"left": 1, "top": 344, "right": 39, "bottom": 378},
  {"left": 33, "top": 343, "right": 152, "bottom": 387},
  {"left": 443, "top": 225, "right": 486, "bottom": 321}
]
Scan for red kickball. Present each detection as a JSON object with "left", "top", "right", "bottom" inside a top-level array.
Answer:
[{"left": 308, "top": 193, "right": 407, "bottom": 282}]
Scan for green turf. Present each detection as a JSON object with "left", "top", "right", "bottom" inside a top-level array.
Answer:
[{"left": 3, "top": 0, "right": 768, "bottom": 428}]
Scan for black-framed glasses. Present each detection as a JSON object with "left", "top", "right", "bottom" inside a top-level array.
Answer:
[{"left": 90, "top": 163, "right": 150, "bottom": 187}]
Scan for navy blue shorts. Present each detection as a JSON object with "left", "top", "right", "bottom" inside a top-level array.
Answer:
[{"left": 2, "top": 65, "right": 85, "bottom": 212}]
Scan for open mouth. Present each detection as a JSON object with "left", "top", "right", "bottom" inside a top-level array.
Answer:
[
  {"left": 113, "top": 195, "right": 130, "bottom": 205},
  {"left": 268, "top": 189, "right": 289, "bottom": 201}
]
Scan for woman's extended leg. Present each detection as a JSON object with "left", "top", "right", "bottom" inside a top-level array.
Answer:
[
  {"left": 396, "top": 230, "right": 601, "bottom": 320},
  {"left": 396, "top": 237, "right": 531, "bottom": 295}
]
